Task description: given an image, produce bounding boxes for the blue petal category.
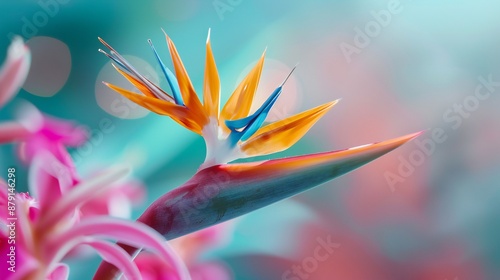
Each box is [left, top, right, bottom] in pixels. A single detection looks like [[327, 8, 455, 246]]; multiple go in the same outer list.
[[240, 87, 282, 141], [224, 114, 254, 131], [225, 85, 283, 144], [148, 40, 184, 106], [225, 66, 297, 144]]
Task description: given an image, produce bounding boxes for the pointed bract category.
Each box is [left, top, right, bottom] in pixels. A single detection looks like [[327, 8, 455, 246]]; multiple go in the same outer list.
[[0, 121, 30, 143], [137, 132, 421, 239], [148, 39, 184, 105], [220, 51, 265, 123], [203, 31, 221, 119], [164, 33, 206, 120]]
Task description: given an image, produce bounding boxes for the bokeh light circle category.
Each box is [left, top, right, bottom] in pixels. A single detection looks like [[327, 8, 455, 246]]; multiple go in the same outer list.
[[22, 36, 72, 97], [95, 56, 159, 119]]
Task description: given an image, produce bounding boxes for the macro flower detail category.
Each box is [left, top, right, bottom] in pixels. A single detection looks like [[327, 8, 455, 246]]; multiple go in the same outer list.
[[99, 30, 339, 168], [0, 152, 190, 280], [0, 104, 89, 194], [95, 31, 420, 279]]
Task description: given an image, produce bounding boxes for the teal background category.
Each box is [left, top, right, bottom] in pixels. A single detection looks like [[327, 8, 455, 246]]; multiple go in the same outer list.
[[1, 0, 500, 279]]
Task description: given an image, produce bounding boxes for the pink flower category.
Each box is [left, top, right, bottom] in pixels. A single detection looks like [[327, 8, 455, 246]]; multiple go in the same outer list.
[[16, 104, 87, 167], [0, 151, 190, 280], [0, 37, 30, 109], [1, 100, 146, 224], [0, 104, 87, 177]]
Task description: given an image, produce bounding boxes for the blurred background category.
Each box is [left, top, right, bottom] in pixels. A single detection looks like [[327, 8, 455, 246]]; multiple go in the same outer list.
[[1, 0, 500, 279]]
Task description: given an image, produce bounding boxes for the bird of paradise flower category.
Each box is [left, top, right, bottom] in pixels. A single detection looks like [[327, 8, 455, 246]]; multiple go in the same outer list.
[[95, 29, 421, 278]]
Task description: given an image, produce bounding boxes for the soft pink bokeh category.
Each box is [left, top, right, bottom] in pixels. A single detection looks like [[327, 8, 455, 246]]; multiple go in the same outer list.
[[136, 224, 233, 280]]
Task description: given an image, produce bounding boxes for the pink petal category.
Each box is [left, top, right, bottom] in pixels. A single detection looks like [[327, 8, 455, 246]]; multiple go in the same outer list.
[[0, 231, 12, 274], [83, 239, 141, 280], [136, 132, 422, 241], [43, 116, 88, 146], [0, 37, 30, 108], [7, 256, 39, 280], [55, 217, 190, 280], [43, 236, 140, 280], [14, 103, 87, 172], [47, 263, 69, 280], [17, 103, 87, 146], [0, 121, 30, 143], [2, 196, 37, 280], [54, 143, 80, 180], [28, 151, 73, 211], [0, 179, 7, 223], [38, 165, 129, 229], [15, 194, 36, 253]]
